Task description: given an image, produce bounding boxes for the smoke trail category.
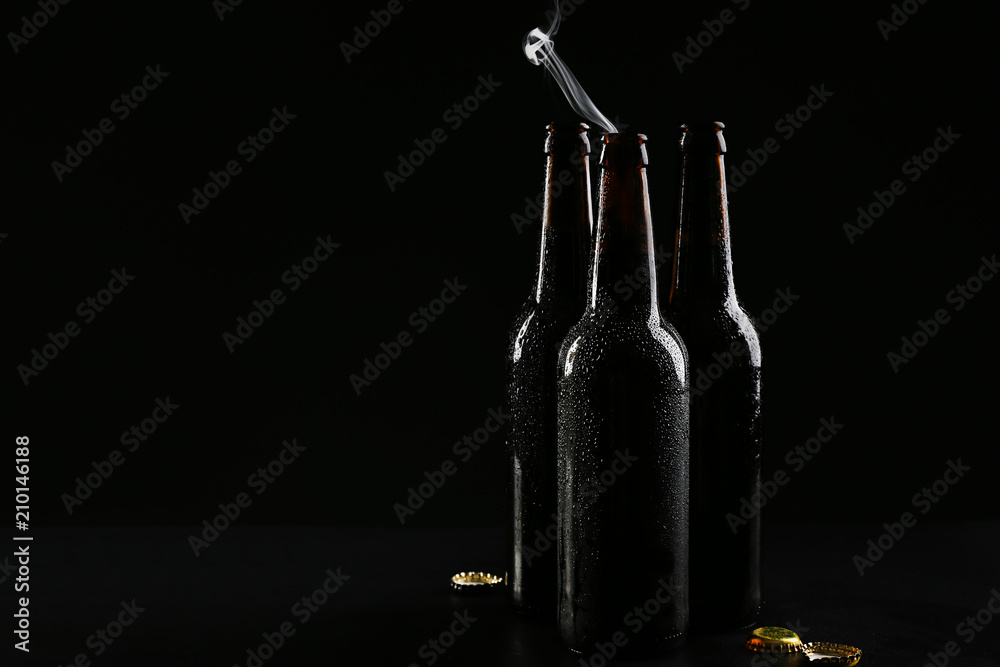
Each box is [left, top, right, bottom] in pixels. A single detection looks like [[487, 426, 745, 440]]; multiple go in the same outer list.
[[522, 3, 618, 134]]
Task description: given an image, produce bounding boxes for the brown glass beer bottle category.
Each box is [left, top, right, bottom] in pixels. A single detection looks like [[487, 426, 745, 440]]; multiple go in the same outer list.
[[506, 122, 594, 619], [662, 122, 762, 630], [556, 132, 689, 655]]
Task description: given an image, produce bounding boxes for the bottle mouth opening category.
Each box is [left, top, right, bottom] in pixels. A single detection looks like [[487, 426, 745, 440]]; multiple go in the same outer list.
[[679, 122, 727, 154], [546, 121, 590, 133], [545, 121, 591, 156], [603, 132, 648, 144], [680, 121, 725, 131], [599, 132, 648, 167]]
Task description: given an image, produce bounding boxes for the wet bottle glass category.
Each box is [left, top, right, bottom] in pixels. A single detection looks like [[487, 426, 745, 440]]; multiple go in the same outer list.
[[662, 122, 762, 630], [556, 133, 689, 655], [506, 122, 594, 619]]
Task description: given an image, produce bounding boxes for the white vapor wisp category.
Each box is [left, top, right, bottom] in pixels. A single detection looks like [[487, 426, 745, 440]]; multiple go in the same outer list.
[[522, 5, 618, 134]]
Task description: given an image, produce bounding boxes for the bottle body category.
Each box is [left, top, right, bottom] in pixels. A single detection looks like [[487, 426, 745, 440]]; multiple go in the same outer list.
[[557, 133, 689, 655], [676, 298, 761, 629], [506, 122, 593, 619], [663, 122, 762, 629], [506, 300, 577, 618]]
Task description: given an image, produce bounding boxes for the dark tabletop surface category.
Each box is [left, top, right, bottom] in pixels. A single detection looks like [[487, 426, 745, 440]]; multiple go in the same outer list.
[[9, 520, 998, 665]]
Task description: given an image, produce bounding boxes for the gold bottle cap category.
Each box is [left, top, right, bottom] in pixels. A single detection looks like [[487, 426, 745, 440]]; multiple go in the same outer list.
[[746, 628, 862, 665], [802, 642, 863, 665], [450, 571, 503, 592], [746, 626, 806, 653]]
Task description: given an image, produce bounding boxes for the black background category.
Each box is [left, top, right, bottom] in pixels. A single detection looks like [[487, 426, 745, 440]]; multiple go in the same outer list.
[[3, 0, 997, 663]]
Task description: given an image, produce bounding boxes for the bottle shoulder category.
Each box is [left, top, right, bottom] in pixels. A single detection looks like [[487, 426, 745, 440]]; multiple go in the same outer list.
[[507, 299, 587, 364], [558, 308, 689, 383], [668, 299, 761, 348], [511, 294, 594, 328]]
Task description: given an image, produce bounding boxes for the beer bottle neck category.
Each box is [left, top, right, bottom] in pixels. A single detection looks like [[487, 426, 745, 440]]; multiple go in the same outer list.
[[670, 128, 738, 308], [590, 133, 660, 318], [534, 123, 593, 310]]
